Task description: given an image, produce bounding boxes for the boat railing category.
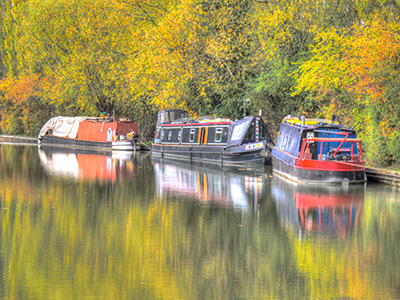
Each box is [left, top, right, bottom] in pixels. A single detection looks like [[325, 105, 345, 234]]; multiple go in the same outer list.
[[299, 135, 364, 162], [84, 117, 115, 122]]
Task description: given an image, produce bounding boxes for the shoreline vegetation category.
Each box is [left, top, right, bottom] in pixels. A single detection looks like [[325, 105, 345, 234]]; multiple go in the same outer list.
[[2, 132, 400, 185], [0, 1, 400, 170]]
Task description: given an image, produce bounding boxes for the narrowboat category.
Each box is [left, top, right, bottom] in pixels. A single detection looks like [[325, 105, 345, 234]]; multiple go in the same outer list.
[[38, 116, 139, 151], [271, 115, 366, 184], [151, 109, 274, 165]]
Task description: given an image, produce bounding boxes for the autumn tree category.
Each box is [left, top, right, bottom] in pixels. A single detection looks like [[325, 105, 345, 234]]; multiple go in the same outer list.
[[17, 0, 128, 114], [181, 0, 255, 118], [0, 75, 52, 135], [243, 0, 368, 135], [126, 0, 258, 120], [292, 10, 400, 166]]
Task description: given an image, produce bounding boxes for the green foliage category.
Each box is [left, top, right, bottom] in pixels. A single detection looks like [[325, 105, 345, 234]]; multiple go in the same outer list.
[[0, 0, 21, 78], [180, 0, 255, 119]]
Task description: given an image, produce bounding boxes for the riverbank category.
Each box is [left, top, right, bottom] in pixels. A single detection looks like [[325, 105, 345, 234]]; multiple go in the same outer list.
[[0, 134, 398, 185], [365, 168, 400, 185], [0, 135, 38, 145]]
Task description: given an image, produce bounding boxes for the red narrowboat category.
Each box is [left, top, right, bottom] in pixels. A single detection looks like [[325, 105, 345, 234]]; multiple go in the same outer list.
[[271, 115, 366, 184]]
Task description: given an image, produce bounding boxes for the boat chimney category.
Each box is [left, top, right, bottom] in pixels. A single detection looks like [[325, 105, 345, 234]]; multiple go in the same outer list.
[[331, 114, 336, 123], [301, 115, 306, 126]]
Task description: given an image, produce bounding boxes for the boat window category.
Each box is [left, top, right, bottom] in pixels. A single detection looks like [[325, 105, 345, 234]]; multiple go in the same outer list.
[[177, 130, 181, 142], [161, 130, 165, 141], [243, 123, 255, 142], [230, 122, 248, 141], [189, 129, 196, 142], [215, 128, 223, 142], [168, 131, 172, 141], [259, 121, 267, 140], [288, 128, 301, 156], [276, 124, 288, 149], [285, 130, 291, 149], [227, 117, 253, 147], [164, 113, 170, 124], [282, 129, 289, 151], [170, 110, 189, 122], [157, 111, 165, 124]]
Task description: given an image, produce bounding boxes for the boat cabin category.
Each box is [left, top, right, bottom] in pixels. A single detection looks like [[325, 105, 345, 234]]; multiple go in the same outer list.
[[226, 116, 272, 149], [154, 109, 231, 145]]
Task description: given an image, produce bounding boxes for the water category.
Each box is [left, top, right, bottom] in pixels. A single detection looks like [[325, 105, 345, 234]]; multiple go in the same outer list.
[[1, 144, 400, 299]]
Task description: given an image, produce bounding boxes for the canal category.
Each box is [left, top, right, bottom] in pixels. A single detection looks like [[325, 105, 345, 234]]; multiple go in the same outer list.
[[0, 144, 400, 299]]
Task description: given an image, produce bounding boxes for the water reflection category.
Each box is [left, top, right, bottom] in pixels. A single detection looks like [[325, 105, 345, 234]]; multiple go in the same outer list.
[[3, 145, 400, 299], [38, 146, 137, 181], [272, 176, 364, 235], [152, 157, 271, 209]]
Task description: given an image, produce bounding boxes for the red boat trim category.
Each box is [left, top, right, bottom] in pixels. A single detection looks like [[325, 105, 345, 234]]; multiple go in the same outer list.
[[295, 158, 365, 171]]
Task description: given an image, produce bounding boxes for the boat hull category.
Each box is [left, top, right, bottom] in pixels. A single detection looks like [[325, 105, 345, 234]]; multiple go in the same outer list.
[[39, 135, 137, 151], [272, 155, 366, 184], [151, 144, 270, 165]]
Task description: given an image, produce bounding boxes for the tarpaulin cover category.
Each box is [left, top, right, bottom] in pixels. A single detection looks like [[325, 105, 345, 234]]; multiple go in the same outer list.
[[38, 117, 86, 139]]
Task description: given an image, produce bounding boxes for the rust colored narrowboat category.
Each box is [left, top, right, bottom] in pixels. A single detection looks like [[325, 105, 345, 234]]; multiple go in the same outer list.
[[38, 116, 139, 151]]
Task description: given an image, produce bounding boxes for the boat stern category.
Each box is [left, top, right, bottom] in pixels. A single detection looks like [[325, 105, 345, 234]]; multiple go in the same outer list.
[[112, 140, 139, 151]]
